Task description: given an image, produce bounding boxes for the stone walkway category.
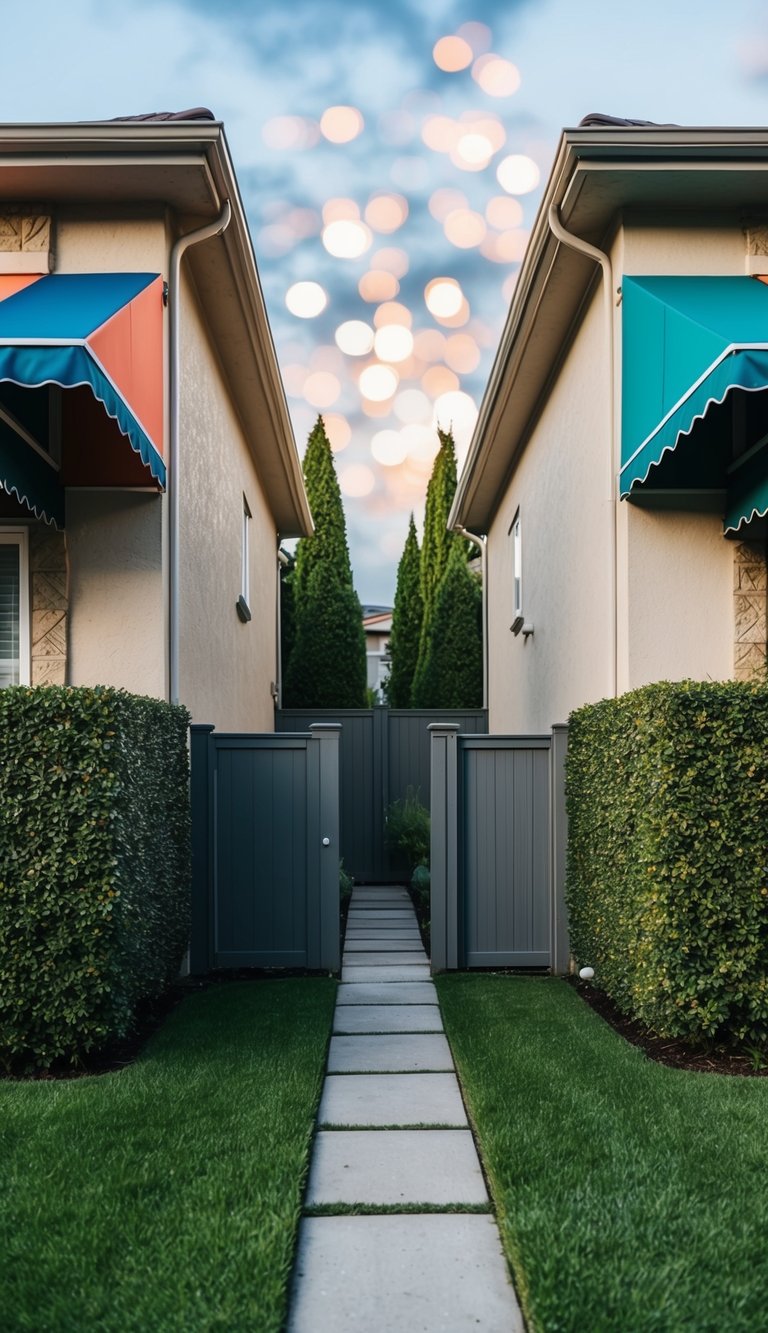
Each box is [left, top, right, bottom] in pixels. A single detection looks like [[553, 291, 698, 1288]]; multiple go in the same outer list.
[[288, 884, 524, 1332]]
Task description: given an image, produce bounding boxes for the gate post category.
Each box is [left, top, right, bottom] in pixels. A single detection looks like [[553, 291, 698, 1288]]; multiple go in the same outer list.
[[309, 724, 342, 972], [550, 723, 570, 974], [429, 723, 460, 973], [189, 723, 215, 974]]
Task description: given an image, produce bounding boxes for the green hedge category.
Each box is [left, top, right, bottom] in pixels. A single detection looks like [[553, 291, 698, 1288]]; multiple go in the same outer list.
[[0, 687, 191, 1072], [566, 681, 768, 1045]]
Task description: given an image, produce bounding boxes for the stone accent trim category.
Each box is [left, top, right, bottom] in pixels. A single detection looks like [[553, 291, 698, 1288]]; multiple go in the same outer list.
[[29, 526, 67, 685], [733, 541, 767, 681], [0, 212, 53, 274]]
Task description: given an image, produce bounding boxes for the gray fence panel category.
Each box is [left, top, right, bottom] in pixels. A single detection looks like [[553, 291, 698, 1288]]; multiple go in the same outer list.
[[190, 726, 341, 973], [277, 708, 487, 881], [462, 740, 551, 967]]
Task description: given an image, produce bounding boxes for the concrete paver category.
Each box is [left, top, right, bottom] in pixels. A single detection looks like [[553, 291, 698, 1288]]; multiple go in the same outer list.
[[337, 981, 438, 1005], [327, 1033, 454, 1073], [288, 1215, 522, 1333], [288, 884, 524, 1332], [318, 1073, 467, 1127], [341, 952, 428, 968], [305, 1130, 488, 1206], [341, 963, 432, 982], [333, 1004, 442, 1034]]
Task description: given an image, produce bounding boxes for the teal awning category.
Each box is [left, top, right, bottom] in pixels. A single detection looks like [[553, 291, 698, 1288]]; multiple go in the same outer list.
[[619, 277, 768, 533]]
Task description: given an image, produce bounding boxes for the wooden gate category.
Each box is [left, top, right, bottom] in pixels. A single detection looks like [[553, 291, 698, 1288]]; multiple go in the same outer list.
[[429, 723, 569, 974], [275, 708, 487, 881], [189, 723, 341, 973]]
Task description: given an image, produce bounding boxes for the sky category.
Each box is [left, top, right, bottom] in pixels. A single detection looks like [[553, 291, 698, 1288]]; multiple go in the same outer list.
[[4, 0, 768, 603]]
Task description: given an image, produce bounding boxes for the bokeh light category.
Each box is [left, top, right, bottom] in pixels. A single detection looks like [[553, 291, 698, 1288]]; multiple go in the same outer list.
[[324, 413, 352, 452], [371, 429, 409, 466], [374, 325, 414, 362], [433, 34, 473, 72], [422, 365, 460, 397], [303, 371, 341, 409], [472, 54, 521, 97], [444, 208, 486, 248], [285, 281, 328, 318], [335, 320, 375, 356], [372, 247, 409, 277], [485, 195, 524, 229], [413, 329, 447, 362], [374, 301, 412, 329], [320, 105, 365, 143], [456, 21, 492, 54], [364, 193, 409, 233], [359, 270, 400, 302], [424, 278, 464, 318], [282, 363, 307, 396], [445, 333, 481, 374], [434, 295, 471, 328], [262, 116, 319, 151], [359, 363, 399, 401], [394, 388, 432, 424], [433, 390, 479, 443], [322, 219, 373, 258], [323, 198, 360, 223], [339, 463, 376, 496], [429, 188, 468, 222], [497, 154, 541, 195]]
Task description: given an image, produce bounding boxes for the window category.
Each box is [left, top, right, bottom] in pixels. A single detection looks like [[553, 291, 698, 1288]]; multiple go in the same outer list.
[[510, 510, 523, 634], [236, 495, 252, 623], [0, 529, 29, 685]]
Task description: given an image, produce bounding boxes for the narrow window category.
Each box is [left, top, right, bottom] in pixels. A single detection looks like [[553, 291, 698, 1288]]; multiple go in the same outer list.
[[236, 495, 252, 623], [0, 529, 29, 685], [510, 510, 523, 633]]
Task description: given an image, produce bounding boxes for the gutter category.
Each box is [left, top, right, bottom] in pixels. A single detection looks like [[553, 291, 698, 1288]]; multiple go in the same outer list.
[[546, 203, 617, 698], [168, 199, 232, 705]]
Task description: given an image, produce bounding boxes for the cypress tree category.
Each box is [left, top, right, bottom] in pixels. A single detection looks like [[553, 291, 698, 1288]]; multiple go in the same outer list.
[[413, 541, 483, 708], [283, 415, 367, 707], [411, 429, 461, 705], [285, 564, 368, 708], [384, 513, 423, 707]]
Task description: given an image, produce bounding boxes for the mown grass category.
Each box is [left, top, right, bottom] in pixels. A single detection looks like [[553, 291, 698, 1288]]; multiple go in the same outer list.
[[1, 979, 336, 1333], [437, 974, 768, 1333]]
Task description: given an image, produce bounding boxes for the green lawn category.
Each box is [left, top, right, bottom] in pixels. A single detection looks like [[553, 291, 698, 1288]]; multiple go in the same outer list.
[[1, 979, 336, 1333], [437, 974, 768, 1333]]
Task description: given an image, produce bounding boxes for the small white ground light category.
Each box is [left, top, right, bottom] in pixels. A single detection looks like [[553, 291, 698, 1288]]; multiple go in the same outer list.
[[579, 966, 595, 981]]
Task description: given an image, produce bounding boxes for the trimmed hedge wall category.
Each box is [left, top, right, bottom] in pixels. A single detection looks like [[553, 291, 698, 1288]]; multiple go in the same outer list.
[[566, 681, 768, 1045], [0, 687, 191, 1072]]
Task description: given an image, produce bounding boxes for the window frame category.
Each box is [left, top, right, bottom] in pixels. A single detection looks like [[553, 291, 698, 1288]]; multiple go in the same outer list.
[[236, 494, 252, 623], [0, 527, 30, 685], [510, 509, 523, 634]]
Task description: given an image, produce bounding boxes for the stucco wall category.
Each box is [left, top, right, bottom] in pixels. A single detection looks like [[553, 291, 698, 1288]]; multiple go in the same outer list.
[[176, 273, 278, 731], [486, 282, 613, 733], [55, 217, 168, 274], [66, 490, 165, 696], [617, 222, 746, 277]]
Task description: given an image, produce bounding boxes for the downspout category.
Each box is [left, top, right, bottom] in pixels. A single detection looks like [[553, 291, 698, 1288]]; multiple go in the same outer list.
[[455, 525, 488, 710], [547, 204, 617, 698], [168, 199, 232, 705], [276, 546, 289, 710]]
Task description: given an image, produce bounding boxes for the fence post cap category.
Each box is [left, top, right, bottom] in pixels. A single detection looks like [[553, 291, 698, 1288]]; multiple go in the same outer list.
[[308, 722, 342, 732], [190, 723, 215, 734], [427, 722, 461, 732]]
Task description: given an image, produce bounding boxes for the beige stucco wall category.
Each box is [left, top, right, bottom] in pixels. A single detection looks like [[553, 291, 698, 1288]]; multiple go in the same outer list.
[[55, 217, 168, 274], [66, 490, 165, 696], [485, 220, 750, 733], [486, 282, 614, 733], [176, 272, 278, 730]]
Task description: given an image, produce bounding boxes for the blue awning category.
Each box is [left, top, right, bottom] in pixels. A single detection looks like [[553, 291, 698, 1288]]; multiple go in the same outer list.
[[619, 277, 768, 532], [0, 273, 165, 527]]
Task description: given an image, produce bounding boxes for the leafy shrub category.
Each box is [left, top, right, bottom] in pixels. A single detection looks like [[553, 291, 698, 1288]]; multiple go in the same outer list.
[[0, 686, 191, 1072], [339, 859, 354, 904], [410, 862, 430, 910], [385, 787, 430, 873], [566, 680, 768, 1045]]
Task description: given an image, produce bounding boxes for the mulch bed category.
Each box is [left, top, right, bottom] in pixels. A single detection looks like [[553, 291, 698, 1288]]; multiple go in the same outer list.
[[569, 976, 768, 1077]]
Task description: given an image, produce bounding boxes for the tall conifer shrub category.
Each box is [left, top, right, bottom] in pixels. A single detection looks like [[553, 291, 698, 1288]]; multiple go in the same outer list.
[[283, 417, 367, 708], [385, 513, 423, 707], [413, 540, 483, 708]]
